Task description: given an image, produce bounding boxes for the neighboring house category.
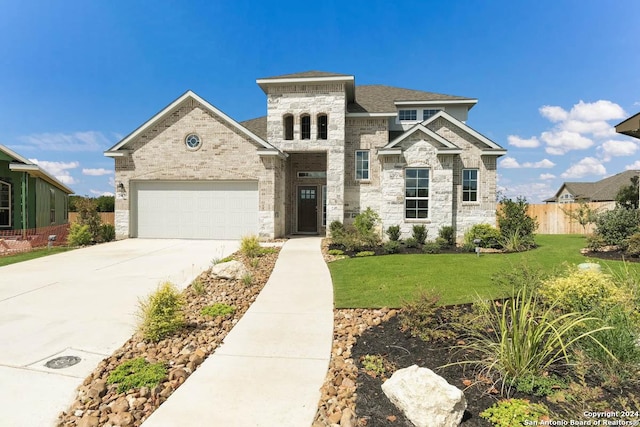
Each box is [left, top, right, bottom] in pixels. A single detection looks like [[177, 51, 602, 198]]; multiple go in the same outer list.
[[615, 112, 640, 140], [544, 170, 640, 204], [104, 71, 506, 241], [0, 144, 73, 232]]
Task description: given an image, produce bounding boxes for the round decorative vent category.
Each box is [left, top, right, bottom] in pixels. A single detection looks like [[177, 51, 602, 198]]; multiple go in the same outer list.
[[185, 133, 201, 150], [45, 355, 81, 369]]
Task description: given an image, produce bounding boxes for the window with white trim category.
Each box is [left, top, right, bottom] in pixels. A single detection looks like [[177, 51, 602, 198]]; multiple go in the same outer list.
[[398, 109, 417, 121], [462, 169, 478, 202], [355, 150, 370, 180], [301, 115, 311, 139], [405, 168, 429, 219], [0, 180, 10, 227], [422, 109, 442, 120]]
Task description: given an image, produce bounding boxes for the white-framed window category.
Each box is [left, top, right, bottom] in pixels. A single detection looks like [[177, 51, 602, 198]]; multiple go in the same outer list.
[[405, 168, 429, 219], [462, 169, 478, 202], [398, 109, 417, 121], [185, 133, 201, 150], [355, 150, 370, 180], [423, 109, 442, 120], [322, 185, 327, 226], [0, 180, 10, 227], [559, 193, 574, 204], [301, 115, 311, 139]]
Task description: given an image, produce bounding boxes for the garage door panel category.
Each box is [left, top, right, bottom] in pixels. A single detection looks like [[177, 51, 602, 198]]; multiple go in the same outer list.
[[134, 181, 258, 239]]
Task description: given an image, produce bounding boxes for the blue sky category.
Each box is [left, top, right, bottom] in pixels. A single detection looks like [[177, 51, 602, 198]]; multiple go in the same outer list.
[[1, 1, 639, 202]]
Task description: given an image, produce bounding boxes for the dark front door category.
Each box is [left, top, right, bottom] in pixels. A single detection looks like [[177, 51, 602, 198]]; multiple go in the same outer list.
[[298, 186, 318, 233]]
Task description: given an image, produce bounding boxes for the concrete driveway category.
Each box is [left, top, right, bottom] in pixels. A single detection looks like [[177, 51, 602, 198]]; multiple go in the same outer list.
[[0, 239, 238, 427]]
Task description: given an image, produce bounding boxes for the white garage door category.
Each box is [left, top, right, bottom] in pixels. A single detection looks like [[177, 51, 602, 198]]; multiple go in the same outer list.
[[134, 181, 258, 239]]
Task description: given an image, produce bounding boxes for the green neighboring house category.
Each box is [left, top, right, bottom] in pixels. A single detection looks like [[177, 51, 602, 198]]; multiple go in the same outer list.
[[0, 144, 73, 232]]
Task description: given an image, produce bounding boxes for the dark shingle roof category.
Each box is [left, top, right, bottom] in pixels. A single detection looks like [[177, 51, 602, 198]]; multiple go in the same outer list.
[[240, 116, 267, 140], [348, 85, 475, 114], [258, 71, 353, 80], [548, 170, 640, 202]]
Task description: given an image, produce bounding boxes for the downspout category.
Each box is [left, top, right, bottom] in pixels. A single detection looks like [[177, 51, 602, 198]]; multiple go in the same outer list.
[[21, 172, 27, 239]]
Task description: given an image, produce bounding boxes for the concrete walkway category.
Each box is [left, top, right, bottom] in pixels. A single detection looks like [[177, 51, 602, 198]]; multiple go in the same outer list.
[[0, 239, 238, 427], [142, 237, 334, 427]]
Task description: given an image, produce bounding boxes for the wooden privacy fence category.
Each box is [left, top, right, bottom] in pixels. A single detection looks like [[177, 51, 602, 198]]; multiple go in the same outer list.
[[526, 202, 616, 234], [68, 212, 115, 226]]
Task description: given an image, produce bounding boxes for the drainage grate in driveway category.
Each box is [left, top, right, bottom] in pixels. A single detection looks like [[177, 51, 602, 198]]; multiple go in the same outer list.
[[45, 355, 81, 369]]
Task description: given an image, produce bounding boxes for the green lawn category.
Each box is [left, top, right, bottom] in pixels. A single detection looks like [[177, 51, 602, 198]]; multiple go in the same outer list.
[[0, 246, 73, 267], [330, 234, 640, 308]]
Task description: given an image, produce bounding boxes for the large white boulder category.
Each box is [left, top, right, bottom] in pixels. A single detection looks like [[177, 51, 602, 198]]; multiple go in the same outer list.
[[210, 260, 248, 280], [381, 365, 466, 427]]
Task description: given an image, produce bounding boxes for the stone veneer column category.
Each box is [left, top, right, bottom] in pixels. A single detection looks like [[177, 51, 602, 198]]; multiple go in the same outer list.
[[327, 146, 345, 226]]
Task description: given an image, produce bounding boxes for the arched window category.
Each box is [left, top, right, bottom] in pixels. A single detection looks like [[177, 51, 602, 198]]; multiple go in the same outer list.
[[0, 180, 11, 227], [317, 114, 328, 140], [283, 114, 294, 140], [301, 115, 311, 140]]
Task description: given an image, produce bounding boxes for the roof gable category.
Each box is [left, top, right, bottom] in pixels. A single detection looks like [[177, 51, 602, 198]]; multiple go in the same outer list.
[[0, 144, 74, 194], [385, 123, 461, 152], [105, 91, 282, 156], [548, 170, 640, 202]]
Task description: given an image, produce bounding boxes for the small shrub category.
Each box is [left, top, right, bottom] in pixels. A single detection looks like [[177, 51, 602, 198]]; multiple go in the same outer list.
[[218, 255, 235, 264], [386, 225, 401, 242], [67, 223, 92, 246], [354, 208, 381, 248], [74, 197, 102, 242], [422, 241, 441, 254], [99, 223, 115, 243], [594, 207, 640, 247], [539, 267, 626, 314], [464, 223, 501, 249], [328, 249, 345, 256], [329, 220, 345, 238], [399, 291, 455, 342], [241, 273, 254, 286], [191, 278, 205, 295], [586, 233, 608, 251], [411, 224, 427, 245], [514, 373, 566, 397], [480, 399, 549, 427], [240, 235, 262, 258], [434, 237, 448, 248], [355, 251, 375, 257], [383, 240, 401, 254], [201, 303, 236, 318], [138, 282, 185, 342], [625, 232, 640, 257], [438, 225, 455, 246], [500, 228, 533, 252], [107, 358, 167, 393], [360, 354, 395, 379], [249, 258, 260, 268], [497, 196, 538, 245], [404, 237, 419, 249]]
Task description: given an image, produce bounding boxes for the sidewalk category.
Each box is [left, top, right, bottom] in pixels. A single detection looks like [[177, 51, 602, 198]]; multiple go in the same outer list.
[[142, 237, 335, 427]]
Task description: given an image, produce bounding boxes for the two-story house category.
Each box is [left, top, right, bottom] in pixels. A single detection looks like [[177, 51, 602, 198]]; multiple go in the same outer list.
[[105, 71, 505, 241]]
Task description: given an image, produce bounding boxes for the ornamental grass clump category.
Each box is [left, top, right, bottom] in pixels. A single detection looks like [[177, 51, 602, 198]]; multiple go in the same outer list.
[[455, 284, 613, 392], [138, 281, 185, 342]]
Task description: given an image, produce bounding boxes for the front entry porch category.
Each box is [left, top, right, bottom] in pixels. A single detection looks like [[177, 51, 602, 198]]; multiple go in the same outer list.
[[285, 152, 327, 235]]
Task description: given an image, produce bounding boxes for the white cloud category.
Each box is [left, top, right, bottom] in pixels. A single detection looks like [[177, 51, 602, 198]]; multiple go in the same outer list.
[[508, 135, 540, 148], [560, 157, 607, 179], [541, 130, 593, 155], [500, 156, 555, 169], [539, 105, 568, 122], [560, 119, 615, 139], [82, 168, 113, 176], [569, 100, 626, 122], [108, 176, 116, 187], [539, 173, 556, 180], [500, 181, 555, 204], [625, 160, 640, 170], [598, 140, 639, 161], [29, 159, 79, 185], [90, 189, 115, 196], [18, 131, 111, 152]]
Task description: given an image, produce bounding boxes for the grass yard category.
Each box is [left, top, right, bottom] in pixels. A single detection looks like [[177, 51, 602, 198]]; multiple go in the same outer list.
[[0, 246, 72, 267], [330, 234, 640, 308]]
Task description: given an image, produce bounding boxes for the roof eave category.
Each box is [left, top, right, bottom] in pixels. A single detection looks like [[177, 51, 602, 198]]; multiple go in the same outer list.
[[394, 99, 478, 107], [9, 163, 74, 194]]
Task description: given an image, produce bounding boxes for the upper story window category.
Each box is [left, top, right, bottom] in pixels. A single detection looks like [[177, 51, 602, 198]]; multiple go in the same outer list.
[[423, 109, 442, 120], [462, 169, 478, 202], [405, 168, 429, 219], [355, 150, 370, 180], [317, 114, 328, 140], [283, 115, 294, 140], [0, 180, 10, 227], [559, 193, 574, 204], [398, 109, 417, 121], [301, 115, 311, 139]]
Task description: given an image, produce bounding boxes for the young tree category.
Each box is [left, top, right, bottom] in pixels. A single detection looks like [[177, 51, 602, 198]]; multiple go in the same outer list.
[[615, 175, 639, 209], [560, 201, 599, 234], [497, 196, 538, 247]]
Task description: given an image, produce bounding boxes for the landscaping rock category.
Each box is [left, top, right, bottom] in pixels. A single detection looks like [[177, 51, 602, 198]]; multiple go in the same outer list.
[[381, 365, 466, 427], [210, 260, 248, 280]]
